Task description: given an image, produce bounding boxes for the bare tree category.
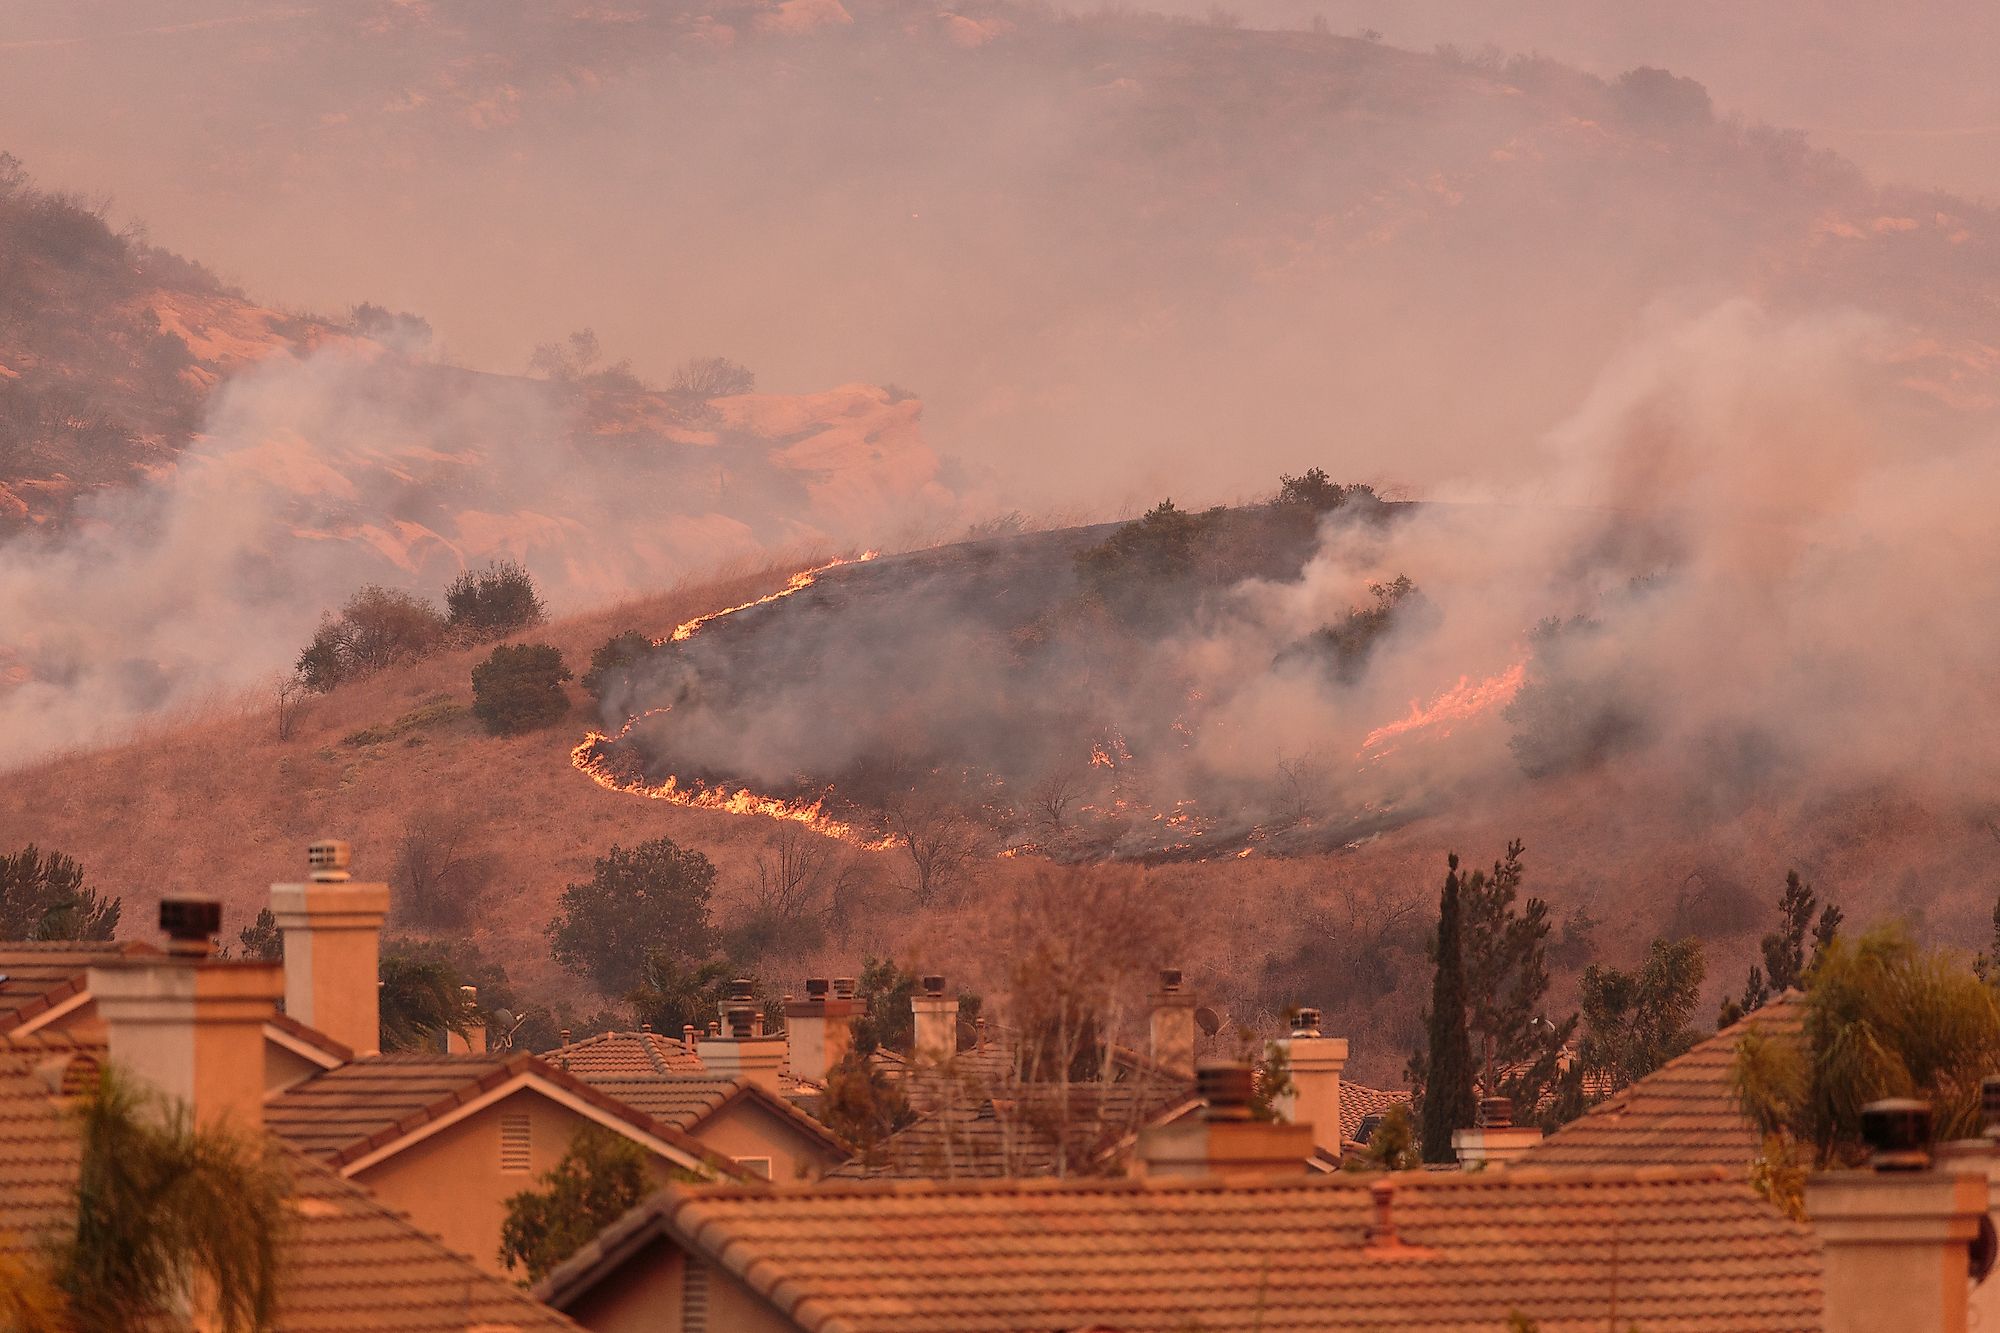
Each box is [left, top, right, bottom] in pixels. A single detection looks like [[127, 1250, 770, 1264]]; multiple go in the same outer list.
[[1273, 750, 1330, 826], [392, 807, 497, 928], [274, 673, 310, 741], [1028, 763, 1082, 834], [751, 826, 857, 930], [882, 787, 984, 907]]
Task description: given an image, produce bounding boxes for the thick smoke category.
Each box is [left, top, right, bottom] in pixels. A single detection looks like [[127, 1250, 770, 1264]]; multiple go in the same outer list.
[[0, 343, 950, 766], [3, 2, 1992, 513], [601, 299, 2000, 855]]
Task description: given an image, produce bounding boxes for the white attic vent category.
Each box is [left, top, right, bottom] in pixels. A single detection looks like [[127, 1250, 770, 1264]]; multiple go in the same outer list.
[[499, 1112, 531, 1174]]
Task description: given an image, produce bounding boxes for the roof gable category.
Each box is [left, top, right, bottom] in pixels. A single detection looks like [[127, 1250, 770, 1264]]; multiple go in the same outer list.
[[265, 1052, 741, 1178], [0, 941, 157, 1035], [0, 1036, 581, 1331], [1523, 992, 1805, 1168], [583, 1075, 848, 1157]]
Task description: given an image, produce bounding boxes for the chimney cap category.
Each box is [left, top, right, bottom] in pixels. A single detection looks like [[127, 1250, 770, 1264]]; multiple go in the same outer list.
[[1476, 1095, 1514, 1129], [1292, 1006, 1323, 1036], [922, 974, 946, 996], [832, 976, 857, 999], [1862, 1098, 1933, 1171], [1160, 967, 1184, 992], [307, 840, 353, 883], [806, 977, 830, 998], [158, 897, 221, 956], [1197, 1061, 1255, 1122]]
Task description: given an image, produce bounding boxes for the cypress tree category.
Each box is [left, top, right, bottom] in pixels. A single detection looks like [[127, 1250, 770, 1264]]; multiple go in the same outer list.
[[1418, 853, 1477, 1163]]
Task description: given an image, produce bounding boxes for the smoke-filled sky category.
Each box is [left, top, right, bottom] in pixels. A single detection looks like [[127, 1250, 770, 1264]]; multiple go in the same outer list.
[[4, 0, 2000, 776], [2, 0, 1995, 507], [600, 298, 2000, 854]]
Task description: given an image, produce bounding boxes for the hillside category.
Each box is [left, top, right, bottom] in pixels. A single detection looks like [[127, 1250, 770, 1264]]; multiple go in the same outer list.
[[0, 5, 1994, 504], [5, 535, 1996, 1087]]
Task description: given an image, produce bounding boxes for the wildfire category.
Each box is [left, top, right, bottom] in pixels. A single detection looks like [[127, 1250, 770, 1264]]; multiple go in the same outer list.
[[666, 552, 877, 643], [572, 717, 898, 849], [1359, 661, 1527, 754], [572, 551, 896, 848]]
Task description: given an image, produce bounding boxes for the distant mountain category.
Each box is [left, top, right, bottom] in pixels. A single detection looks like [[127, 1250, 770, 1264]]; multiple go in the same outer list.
[[0, 4, 1993, 503]]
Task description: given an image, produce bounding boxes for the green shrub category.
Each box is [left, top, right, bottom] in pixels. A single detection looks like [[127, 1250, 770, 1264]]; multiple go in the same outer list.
[[471, 643, 571, 735], [445, 560, 545, 641], [580, 630, 653, 708], [296, 585, 449, 691], [547, 838, 718, 994]]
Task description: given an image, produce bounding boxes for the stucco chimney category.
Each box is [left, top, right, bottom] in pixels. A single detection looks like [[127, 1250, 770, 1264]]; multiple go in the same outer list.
[[1936, 1077, 2000, 1332], [89, 897, 282, 1132], [448, 985, 487, 1055], [1275, 1006, 1348, 1162], [1150, 968, 1196, 1076], [1134, 1061, 1314, 1178], [1451, 1096, 1542, 1168], [270, 840, 388, 1057], [1811, 1100, 1987, 1333], [698, 978, 786, 1092], [911, 974, 958, 1065], [787, 976, 865, 1084]]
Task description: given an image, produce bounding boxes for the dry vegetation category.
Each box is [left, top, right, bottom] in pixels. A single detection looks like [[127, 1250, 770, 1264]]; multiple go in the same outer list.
[[6, 557, 2000, 1083]]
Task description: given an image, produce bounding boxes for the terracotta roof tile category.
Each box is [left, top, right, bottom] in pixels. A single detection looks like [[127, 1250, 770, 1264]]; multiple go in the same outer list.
[[0, 1037, 579, 1331], [580, 1075, 848, 1156], [544, 1030, 706, 1078], [1524, 993, 1805, 1169], [262, 1012, 355, 1066], [0, 941, 157, 1033], [541, 1165, 1823, 1332], [1340, 1081, 1412, 1143], [265, 1051, 744, 1177], [828, 1073, 1197, 1181]]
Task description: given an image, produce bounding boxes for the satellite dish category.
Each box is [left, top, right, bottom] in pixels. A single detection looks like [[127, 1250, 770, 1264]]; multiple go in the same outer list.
[[1194, 1006, 1221, 1037], [492, 1008, 518, 1031]]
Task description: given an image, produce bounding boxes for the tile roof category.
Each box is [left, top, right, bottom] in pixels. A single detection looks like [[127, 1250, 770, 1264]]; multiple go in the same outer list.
[[828, 1075, 1199, 1180], [265, 1052, 740, 1176], [581, 1074, 849, 1155], [1340, 1081, 1412, 1143], [544, 1029, 705, 1078], [0, 941, 157, 1033], [540, 1164, 1824, 1332], [264, 1011, 355, 1066], [0, 1036, 580, 1331], [1524, 992, 1805, 1168]]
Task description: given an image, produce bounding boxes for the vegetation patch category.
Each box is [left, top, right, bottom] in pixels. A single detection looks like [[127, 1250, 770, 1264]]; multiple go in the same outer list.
[[341, 700, 466, 747]]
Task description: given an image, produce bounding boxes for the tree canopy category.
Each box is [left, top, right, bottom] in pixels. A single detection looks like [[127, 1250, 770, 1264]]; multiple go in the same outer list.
[[499, 1126, 654, 1282], [548, 838, 718, 995], [0, 845, 120, 942]]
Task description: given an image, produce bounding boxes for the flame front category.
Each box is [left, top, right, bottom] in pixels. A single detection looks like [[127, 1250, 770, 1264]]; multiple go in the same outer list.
[[572, 552, 896, 848], [1359, 661, 1527, 754]]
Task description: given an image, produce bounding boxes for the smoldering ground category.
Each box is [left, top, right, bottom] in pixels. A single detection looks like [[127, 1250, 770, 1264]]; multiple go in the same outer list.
[[596, 301, 2000, 858]]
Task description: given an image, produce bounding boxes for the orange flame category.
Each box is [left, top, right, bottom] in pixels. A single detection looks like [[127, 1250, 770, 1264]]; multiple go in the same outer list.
[[572, 716, 898, 849], [666, 552, 877, 643], [1360, 661, 1527, 754], [572, 552, 895, 848]]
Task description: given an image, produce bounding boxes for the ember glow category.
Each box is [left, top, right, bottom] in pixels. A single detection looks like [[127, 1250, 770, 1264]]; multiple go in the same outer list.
[[1359, 661, 1528, 755], [574, 552, 897, 847], [667, 553, 877, 643]]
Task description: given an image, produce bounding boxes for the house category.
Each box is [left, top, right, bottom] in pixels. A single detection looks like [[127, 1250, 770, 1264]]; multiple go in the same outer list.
[[1520, 991, 1806, 1168], [534, 1062, 1832, 1333], [568, 1076, 849, 1182], [265, 1050, 746, 1274], [0, 914, 588, 1330]]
